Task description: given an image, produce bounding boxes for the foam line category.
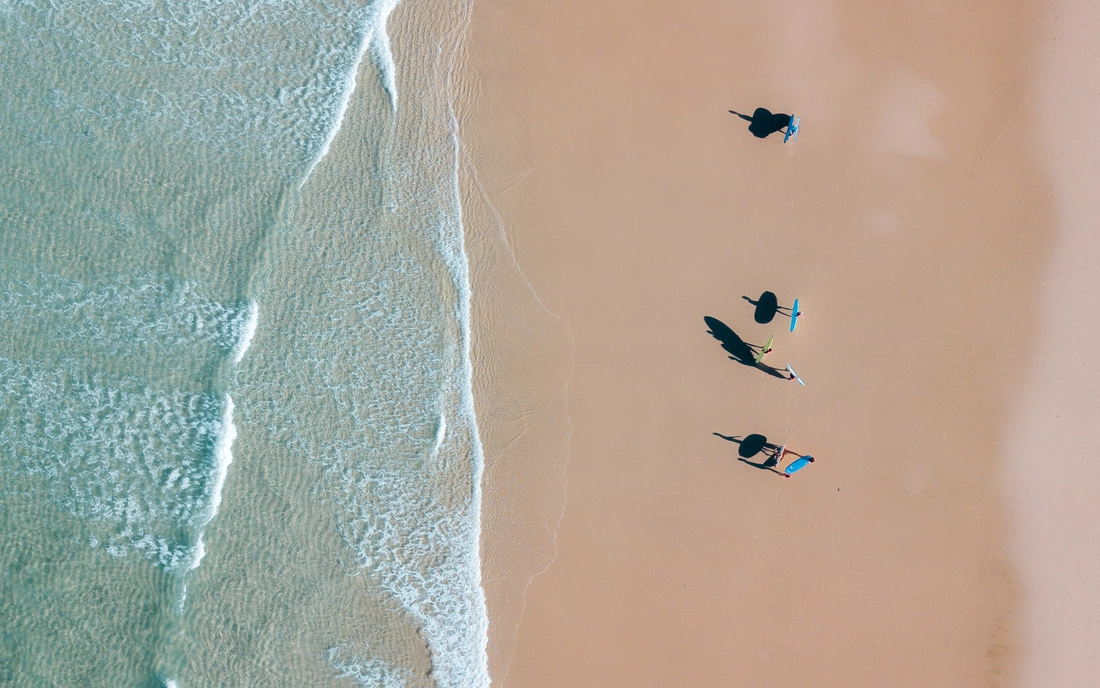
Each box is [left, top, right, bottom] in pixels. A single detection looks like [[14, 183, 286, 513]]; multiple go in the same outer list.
[[425, 4, 491, 682], [179, 395, 234, 581], [187, 535, 206, 572], [202, 394, 236, 528], [369, 0, 401, 107], [298, 0, 401, 188], [432, 51, 491, 688], [232, 300, 259, 364]]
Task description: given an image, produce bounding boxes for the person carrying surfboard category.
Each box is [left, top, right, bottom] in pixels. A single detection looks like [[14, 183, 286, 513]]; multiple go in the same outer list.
[[762, 443, 786, 468], [752, 335, 774, 364]]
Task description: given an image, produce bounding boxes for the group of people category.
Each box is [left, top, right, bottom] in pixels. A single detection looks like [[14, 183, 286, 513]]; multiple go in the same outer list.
[[745, 289, 803, 381], [716, 109, 813, 476], [728, 291, 813, 477], [703, 290, 814, 478]]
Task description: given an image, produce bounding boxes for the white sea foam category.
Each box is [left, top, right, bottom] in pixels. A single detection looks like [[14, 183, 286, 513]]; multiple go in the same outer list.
[[299, 22, 375, 188], [232, 301, 259, 365], [3, 0, 392, 179], [3, 0, 491, 683], [440, 118, 491, 688], [0, 268, 249, 572], [176, 396, 235, 581], [0, 355, 232, 571], [368, 0, 402, 107], [0, 268, 254, 364], [299, 0, 402, 188], [310, 259, 489, 686], [328, 645, 412, 688], [286, 2, 491, 681], [187, 535, 206, 572], [202, 395, 236, 528]]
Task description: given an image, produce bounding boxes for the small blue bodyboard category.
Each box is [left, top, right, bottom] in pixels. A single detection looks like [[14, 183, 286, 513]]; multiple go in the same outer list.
[[790, 298, 800, 332], [783, 115, 800, 143], [784, 456, 813, 475]]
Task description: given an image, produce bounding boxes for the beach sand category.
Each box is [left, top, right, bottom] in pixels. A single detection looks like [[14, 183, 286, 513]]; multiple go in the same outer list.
[[458, 0, 1061, 685], [1003, 1, 1100, 685]]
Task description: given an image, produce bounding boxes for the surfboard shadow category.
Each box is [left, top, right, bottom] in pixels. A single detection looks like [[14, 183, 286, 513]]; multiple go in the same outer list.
[[703, 316, 788, 379], [742, 292, 795, 324], [743, 291, 777, 323], [728, 107, 793, 139]]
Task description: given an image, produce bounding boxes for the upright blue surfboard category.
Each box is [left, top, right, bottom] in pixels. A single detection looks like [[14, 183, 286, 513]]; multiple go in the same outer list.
[[784, 456, 813, 476], [789, 298, 800, 332]]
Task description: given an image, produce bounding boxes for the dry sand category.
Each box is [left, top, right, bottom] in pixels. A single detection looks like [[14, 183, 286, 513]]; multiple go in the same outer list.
[[1003, 1, 1100, 685], [457, 0, 1065, 685]]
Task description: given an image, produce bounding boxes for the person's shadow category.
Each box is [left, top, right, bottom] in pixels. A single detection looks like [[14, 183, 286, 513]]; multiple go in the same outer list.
[[714, 432, 785, 475], [729, 108, 792, 139], [742, 291, 796, 324], [703, 316, 787, 379]]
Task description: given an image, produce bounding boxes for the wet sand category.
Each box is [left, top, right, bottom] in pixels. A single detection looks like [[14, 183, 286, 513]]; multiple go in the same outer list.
[[457, 0, 1059, 685]]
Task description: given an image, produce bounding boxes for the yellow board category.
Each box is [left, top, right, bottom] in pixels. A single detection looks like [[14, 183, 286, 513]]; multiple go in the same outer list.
[[754, 335, 774, 363]]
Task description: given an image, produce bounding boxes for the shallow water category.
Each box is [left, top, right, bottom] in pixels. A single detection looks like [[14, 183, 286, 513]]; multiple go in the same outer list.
[[0, 1, 486, 685]]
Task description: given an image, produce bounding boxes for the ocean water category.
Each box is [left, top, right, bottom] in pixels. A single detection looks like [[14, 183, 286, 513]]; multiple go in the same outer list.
[[0, 0, 487, 686]]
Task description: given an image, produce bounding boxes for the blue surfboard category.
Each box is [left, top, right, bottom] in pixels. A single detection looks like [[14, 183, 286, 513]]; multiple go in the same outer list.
[[784, 456, 813, 476], [783, 115, 800, 143], [789, 298, 800, 332]]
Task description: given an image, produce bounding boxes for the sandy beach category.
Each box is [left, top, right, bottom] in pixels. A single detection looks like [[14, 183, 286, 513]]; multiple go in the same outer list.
[[1002, 1, 1100, 685], [456, 0, 1075, 685]]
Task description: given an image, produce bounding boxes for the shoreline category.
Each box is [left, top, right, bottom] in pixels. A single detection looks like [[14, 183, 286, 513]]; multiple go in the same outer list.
[[457, 61, 576, 684], [458, 0, 1059, 685], [459, 157, 575, 684]]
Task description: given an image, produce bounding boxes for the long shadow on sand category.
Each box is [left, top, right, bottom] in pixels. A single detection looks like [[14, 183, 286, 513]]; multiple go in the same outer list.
[[703, 316, 787, 379], [736, 457, 785, 476], [729, 107, 793, 139], [715, 434, 786, 476]]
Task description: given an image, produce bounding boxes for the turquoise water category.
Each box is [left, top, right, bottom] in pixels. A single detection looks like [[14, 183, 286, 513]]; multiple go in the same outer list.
[[0, 0, 487, 685]]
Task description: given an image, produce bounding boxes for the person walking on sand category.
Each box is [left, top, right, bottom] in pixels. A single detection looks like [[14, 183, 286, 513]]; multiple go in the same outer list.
[[751, 335, 774, 364], [776, 304, 803, 320]]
